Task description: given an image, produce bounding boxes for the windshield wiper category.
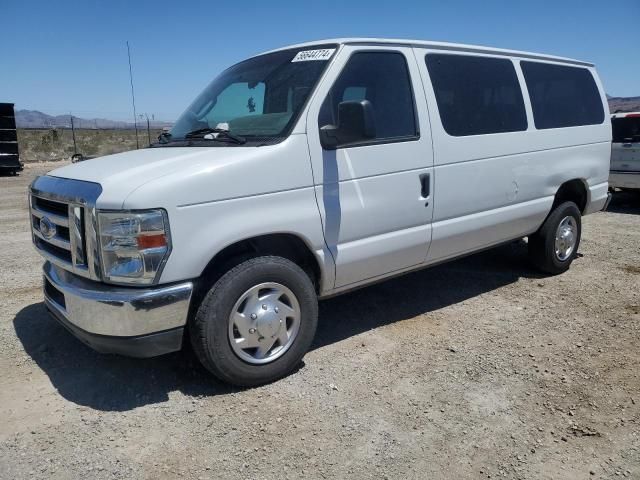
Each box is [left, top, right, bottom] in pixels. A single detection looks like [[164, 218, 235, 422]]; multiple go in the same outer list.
[[184, 128, 246, 144]]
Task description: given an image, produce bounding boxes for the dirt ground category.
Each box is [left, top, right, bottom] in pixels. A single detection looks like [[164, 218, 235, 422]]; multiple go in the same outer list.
[[1, 163, 639, 480]]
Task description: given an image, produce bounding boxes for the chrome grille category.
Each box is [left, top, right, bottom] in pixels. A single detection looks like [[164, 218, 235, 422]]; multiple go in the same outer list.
[[29, 176, 102, 280], [31, 195, 75, 267]]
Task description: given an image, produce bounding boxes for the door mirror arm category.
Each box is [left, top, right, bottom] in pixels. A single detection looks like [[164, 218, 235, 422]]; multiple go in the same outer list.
[[319, 124, 340, 149]]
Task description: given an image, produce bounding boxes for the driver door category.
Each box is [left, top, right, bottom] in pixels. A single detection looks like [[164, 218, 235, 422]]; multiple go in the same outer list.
[[305, 45, 434, 289]]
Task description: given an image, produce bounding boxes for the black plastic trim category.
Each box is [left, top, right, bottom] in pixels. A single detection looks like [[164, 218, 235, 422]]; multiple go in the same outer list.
[[328, 134, 421, 150]]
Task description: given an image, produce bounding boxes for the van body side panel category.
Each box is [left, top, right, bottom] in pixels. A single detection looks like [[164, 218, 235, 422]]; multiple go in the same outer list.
[[427, 142, 609, 259], [304, 45, 435, 289], [415, 49, 610, 263]]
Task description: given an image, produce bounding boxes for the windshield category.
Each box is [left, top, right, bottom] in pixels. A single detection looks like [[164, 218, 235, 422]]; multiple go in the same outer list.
[[612, 115, 640, 143], [168, 45, 337, 144]]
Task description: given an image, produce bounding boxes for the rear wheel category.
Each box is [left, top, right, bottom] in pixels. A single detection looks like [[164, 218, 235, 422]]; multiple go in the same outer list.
[[528, 201, 582, 275], [190, 256, 318, 386]]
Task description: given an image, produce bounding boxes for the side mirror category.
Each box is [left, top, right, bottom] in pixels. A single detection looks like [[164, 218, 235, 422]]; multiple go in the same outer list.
[[320, 100, 376, 149]]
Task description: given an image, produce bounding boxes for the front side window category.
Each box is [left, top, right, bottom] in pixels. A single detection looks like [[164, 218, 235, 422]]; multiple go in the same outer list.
[[168, 46, 336, 144], [318, 51, 418, 141], [425, 53, 527, 137], [521, 61, 605, 129]]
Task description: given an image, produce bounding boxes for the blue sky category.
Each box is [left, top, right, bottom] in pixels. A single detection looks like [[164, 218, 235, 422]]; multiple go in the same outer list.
[[2, 0, 638, 121]]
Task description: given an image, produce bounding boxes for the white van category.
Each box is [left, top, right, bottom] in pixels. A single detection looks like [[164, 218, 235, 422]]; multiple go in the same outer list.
[[610, 112, 640, 190], [29, 39, 611, 386]]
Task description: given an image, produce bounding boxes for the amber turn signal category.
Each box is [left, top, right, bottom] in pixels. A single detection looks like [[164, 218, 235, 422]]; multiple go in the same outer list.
[[137, 234, 167, 249]]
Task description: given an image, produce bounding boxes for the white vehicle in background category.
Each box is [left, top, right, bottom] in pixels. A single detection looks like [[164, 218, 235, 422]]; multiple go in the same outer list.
[[28, 38, 612, 386], [610, 112, 640, 191]]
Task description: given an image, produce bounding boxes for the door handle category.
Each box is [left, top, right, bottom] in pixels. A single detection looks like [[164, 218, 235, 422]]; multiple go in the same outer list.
[[420, 173, 430, 199]]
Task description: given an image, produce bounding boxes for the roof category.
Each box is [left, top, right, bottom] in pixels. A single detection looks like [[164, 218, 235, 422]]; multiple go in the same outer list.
[[260, 38, 594, 67]]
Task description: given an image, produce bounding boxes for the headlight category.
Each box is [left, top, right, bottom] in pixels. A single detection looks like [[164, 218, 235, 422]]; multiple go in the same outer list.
[[97, 209, 171, 285]]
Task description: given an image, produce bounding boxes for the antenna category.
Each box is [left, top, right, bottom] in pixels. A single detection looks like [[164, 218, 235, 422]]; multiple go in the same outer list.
[[126, 41, 140, 149]]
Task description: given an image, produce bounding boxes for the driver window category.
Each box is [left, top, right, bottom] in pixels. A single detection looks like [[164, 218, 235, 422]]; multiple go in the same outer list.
[[318, 51, 418, 141]]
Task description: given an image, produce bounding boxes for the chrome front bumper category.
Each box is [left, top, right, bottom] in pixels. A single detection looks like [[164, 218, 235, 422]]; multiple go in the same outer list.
[[43, 262, 193, 357]]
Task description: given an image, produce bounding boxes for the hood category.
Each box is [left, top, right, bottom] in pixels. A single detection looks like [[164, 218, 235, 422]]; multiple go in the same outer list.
[[51, 147, 218, 186], [48, 146, 257, 209], [46, 135, 313, 210]]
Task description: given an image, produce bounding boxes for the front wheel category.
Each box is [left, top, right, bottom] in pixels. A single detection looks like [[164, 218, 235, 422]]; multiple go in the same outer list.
[[190, 256, 318, 386], [528, 201, 582, 275]]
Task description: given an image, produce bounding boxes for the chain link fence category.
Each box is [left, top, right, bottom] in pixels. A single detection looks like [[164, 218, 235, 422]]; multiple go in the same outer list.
[[17, 127, 166, 163]]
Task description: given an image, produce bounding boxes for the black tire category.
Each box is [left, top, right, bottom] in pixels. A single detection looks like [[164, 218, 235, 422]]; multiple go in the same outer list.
[[190, 256, 318, 387], [528, 201, 582, 275]]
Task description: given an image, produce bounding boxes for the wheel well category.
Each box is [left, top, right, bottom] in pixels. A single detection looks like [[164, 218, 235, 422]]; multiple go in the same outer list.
[[553, 179, 588, 214], [196, 234, 322, 299]]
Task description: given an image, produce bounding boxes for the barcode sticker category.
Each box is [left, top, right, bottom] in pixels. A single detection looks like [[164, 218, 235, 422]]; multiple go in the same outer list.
[[291, 49, 336, 62]]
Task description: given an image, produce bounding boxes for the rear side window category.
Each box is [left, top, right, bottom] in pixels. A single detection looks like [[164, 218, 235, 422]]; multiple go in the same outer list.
[[521, 62, 604, 129], [425, 53, 527, 136], [318, 52, 418, 141]]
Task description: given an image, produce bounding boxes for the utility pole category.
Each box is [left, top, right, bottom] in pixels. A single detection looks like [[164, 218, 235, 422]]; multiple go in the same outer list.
[[126, 41, 139, 149], [140, 113, 151, 146], [70, 113, 77, 155]]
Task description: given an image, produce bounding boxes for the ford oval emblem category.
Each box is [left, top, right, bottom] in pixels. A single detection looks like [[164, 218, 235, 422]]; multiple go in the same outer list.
[[39, 216, 57, 240]]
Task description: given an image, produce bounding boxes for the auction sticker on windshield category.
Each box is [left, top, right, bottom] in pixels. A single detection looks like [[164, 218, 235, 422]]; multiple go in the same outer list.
[[291, 49, 335, 62]]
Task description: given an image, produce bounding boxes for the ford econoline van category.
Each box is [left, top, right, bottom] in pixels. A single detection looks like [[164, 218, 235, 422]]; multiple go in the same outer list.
[[29, 39, 612, 386]]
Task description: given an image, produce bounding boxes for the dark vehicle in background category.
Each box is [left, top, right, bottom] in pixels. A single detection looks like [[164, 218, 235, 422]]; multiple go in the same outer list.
[[0, 103, 23, 175], [610, 112, 640, 191]]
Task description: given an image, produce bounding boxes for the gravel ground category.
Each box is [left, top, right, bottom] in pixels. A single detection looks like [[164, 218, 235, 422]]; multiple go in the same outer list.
[[1, 163, 639, 479]]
